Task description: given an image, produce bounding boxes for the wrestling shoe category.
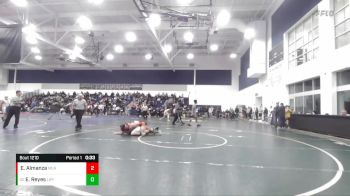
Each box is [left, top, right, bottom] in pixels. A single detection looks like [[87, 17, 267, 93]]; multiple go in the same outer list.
[[148, 127, 160, 135], [154, 127, 159, 133]]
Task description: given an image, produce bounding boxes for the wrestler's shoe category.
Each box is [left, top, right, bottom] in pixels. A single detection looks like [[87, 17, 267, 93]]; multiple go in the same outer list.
[[148, 127, 160, 135]]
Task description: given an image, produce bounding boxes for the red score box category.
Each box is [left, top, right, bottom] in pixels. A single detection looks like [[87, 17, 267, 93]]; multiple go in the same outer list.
[[86, 162, 99, 174]]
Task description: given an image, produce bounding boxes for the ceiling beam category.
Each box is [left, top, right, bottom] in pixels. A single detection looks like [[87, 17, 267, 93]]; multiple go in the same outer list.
[[5, 0, 268, 12], [32, 0, 56, 15], [2, 4, 268, 22], [27, 0, 131, 6], [0, 17, 17, 25], [20, 61, 54, 72], [129, 12, 175, 69], [159, 22, 183, 43], [36, 21, 245, 33], [2, 10, 139, 21], [33, 32, 112, 71]]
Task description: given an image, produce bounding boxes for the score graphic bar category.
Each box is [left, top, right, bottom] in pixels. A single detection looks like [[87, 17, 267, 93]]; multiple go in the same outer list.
[[16, 154, 99, 186]]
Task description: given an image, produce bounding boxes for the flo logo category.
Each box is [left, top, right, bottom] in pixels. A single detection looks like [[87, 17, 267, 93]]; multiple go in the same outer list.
[[316, 10, 335, 16]]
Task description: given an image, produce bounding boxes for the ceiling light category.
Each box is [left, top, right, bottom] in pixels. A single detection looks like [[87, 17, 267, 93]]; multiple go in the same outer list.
[[184, 31, 194, 43], [147, 13, 161, 27], [34, 55, 42, 61], [210, 44, 219, 52], [216, 9, 231, 27], [69, 54, 77, 60], [114, 44, 124, 53], [73, 45, 82, 55], [22, 24, 36, 34], [23, 25, 38, 44], [77, 16, 93, 30], [106, 53, 114, 61], [88, 0, 104, 5], [75, 36, 85, 45], [26, 35, 38, 44], [177, 0, 193, 6], [244, 28, 256, 40], [230, 53, 237, 59], [163, 44, 172, 54], [125, 31, 137, 42], [145, 53, 153, 60], [187, 53, 194, 60], [31, 47, 40, 54], [10, 0, 28, 7]]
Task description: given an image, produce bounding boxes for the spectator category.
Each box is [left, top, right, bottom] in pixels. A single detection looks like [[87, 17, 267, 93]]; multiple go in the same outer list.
[[271, 103, 279, 127], [263, 107, 268, 122], [285, 106, 293, 127], [278, 103, 286, 128], [1, 96, 10, 122], [235, 107, 239, 118]]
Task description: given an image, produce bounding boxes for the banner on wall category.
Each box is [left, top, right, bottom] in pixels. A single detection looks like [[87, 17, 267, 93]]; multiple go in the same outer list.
[[80, 83, 143, 90], [269, 41, 284, 67]]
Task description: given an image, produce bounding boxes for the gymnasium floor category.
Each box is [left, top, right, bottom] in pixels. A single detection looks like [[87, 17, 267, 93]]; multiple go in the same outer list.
[[0, 113, 350, 195]]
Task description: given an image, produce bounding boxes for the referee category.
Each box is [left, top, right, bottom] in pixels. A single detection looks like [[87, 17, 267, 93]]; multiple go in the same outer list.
[[72, 94, 87, 131], [3, 90, 23, 129]]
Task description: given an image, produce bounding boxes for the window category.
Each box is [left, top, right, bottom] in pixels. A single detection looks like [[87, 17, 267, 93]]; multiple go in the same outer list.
[[290, 95, 321, 114], [289, 84, 295, 94], [296, 25, 304, 39], [314, 94, 321, 114], [289, 78, 321, 114], [314, 78, 320, 90], [335, 0, 348, 12], [304, 80, 313, 91], [335, 0, 350, 48], [337, 90, 350, 114], [295, 97, 304, 113], [289, 78, 320, 94], [336, 31, 350, 48], [337, 69, 350, 86], [335, 9, 346, 25], [288, 11, 319, 68], [337, 70, 350, 115], [304, 95, 313, 114], [290, 99, 295, 109], [313, 11, 319, 27], [295, 82, 303, 93], [289, 31, 295, 43]]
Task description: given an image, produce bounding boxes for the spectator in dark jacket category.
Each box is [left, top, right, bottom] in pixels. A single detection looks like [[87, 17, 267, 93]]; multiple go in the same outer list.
[[263, 107, 268, 121], [278, 103, 286, 127], [271, 103, 279, 127]]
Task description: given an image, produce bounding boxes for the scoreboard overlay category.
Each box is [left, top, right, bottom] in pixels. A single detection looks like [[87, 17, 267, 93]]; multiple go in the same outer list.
[[16, 154, 99, 186]]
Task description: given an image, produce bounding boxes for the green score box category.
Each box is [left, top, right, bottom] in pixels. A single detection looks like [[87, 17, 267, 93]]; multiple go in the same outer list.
[[86, 174, 99, 186]]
